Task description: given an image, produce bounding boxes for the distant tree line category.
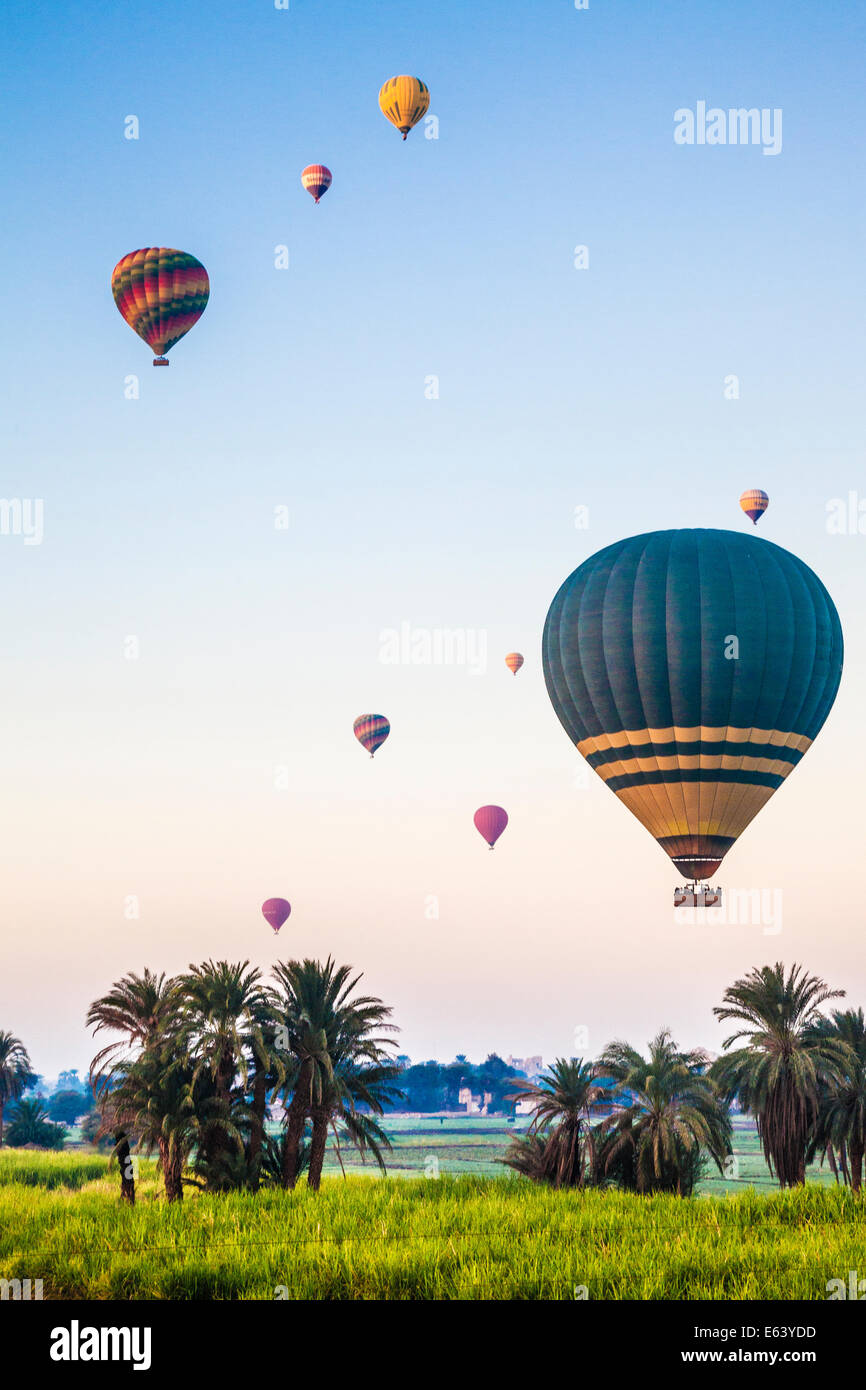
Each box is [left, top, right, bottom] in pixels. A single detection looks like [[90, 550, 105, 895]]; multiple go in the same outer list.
[[389, 1054, 528, 1114]]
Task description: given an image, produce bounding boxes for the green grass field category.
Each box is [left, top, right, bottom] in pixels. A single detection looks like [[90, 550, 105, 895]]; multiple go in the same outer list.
[[286, 1113, 838, 1193], [0, 1136, 858, 1300]]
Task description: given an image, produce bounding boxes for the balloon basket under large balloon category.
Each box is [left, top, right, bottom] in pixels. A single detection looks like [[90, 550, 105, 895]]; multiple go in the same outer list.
[[153, 357, 169, 367], [674, 883, 722, 909]]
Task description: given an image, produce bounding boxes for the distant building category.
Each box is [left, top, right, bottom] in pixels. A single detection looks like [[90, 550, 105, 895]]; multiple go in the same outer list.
[[507, 1055, 543, 1078], [458, 1087, 493, 1116]]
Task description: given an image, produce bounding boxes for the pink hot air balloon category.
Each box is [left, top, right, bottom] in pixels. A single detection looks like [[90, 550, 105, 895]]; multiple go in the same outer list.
[[353, 714, 390, 758], [301, 164, 332, 203], [262, 898, 291, 933], [474, 805, 508, 849]]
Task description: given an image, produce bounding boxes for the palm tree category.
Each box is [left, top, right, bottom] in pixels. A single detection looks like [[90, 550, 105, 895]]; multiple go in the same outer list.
[[5, 1098, 66, 1150], [107, 1045, 235, 1201], [0, 1032, 34, 1148], [806, 1009, 866, 1193], [711, 962, 847, 1187], [241, 990, 290, 1190], [504, 1058, 604, 1188], [501, 1129, 551, 1184], [597, 1031, 731, 1195], [308, 1056, 400, 1190], [271, 958, 398, 1190], [176, 960, 265, 1189], [86, 969, 177, 1202]]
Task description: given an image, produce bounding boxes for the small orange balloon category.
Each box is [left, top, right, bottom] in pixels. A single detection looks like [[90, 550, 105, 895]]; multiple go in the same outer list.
[[505, 653, 525, 675], [739, 489, 769, 525]]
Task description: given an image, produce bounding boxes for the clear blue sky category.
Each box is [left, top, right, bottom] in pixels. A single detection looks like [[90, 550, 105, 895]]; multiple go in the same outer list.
[[2, 0, 865, 1076]]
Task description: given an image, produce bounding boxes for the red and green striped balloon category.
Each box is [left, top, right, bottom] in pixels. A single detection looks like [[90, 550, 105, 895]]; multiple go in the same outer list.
[[111, 248, 210, 365]]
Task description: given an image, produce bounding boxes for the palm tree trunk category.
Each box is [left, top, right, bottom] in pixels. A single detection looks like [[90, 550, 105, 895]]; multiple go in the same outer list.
[[307, 1105, 330, 1191], [0, 1101, 4, 1148], [282, 1060, 311, 1189], [203, 1043, 236, 1183], [248, 1069, 267, 1189], [160, 1139, 183, 1201], [850, 1137, 863, 1194], [839, 1141, 851, 1188], [116, 1131, 135, 1204]]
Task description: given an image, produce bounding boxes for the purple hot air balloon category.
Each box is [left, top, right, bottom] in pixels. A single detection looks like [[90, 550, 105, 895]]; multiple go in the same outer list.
[[353, 713, 390, 758], [474, 805, 508, 849], [262, 898, 291, 933]]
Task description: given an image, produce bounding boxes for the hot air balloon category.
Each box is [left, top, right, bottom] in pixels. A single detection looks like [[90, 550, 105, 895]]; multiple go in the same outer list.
[[353, 714, 390, 758], [378, 76, 430, 140], [111, 248, 209, 365], [474, 805, 508, 849], [262, 898, 291, 933], [740, 489, 769, 525], [301, 164, 332, 203], [505, 652, 524, 676], [542, 529, 843, 883]]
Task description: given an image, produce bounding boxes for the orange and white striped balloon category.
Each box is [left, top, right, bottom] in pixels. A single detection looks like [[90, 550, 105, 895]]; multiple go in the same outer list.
[[505, 652, 524, 676], [301, 164, 332, 203]]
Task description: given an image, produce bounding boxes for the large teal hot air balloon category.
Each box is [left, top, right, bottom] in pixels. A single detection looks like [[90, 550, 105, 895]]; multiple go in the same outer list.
[[542, 529, 843, 879]]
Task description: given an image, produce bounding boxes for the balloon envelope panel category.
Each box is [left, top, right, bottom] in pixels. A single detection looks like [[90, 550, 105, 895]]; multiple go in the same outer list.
[[378, 76, 430, 137], [301, 165, 332, 201], [262, 898, 291, 932], [353, 714, 390, 756], [542, 529, 843, 878], [740, 489, 770, 525], [111, 248, 209, 358], [474, 805, 509, 847]]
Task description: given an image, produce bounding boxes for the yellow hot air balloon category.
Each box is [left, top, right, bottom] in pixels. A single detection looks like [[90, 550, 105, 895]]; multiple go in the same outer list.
[[378, 76, 429, 140]]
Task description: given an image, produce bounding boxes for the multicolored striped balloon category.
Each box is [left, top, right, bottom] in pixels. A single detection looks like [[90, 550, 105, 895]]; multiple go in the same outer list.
[[505, 652, 524, 676], [353, 714, 390, 758], [474, 805, 509, 849], [543, 529, 843, 881], [301, 164, 332, 203], [262, 898, 291, 933], [740, 489, 769, 525], [378, 76, 430, 139], [111, 248, 209, 365]]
